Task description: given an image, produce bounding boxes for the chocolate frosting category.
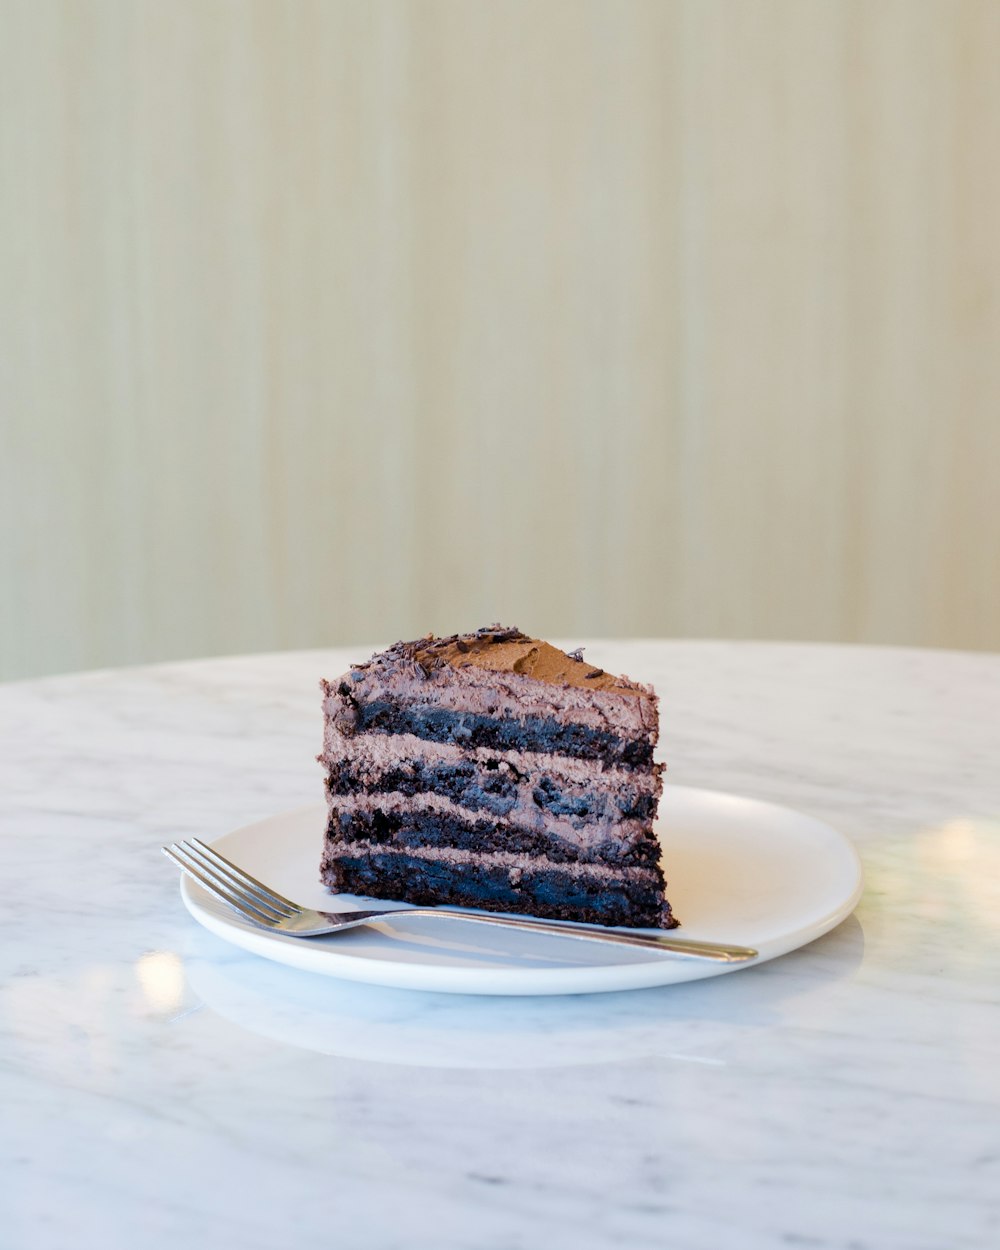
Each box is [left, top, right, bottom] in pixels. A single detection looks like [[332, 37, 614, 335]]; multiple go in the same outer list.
[[361, 624, 645, 697]]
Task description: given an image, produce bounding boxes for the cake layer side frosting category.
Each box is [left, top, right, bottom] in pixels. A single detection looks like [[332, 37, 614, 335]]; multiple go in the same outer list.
[[320, 732, 663, 829], [324, 763, 658, 833], [322, 658, 659, 742], [322, 836, 665, 883], [324, 788, 661, 863], [321, 843, 674, 929], [325, 796, 661, 869], [319, 729, 663, 794], [324, 690, 655, 767]]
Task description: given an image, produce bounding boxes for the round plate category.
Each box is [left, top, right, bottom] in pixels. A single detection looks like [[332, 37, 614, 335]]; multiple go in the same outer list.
[[180, 786, 863, 996]]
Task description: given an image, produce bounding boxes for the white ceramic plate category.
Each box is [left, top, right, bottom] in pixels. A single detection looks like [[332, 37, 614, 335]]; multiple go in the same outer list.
[[180, 786, 863, 996]]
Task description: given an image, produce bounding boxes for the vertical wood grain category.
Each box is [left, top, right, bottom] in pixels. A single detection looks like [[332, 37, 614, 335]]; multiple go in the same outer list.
[[1, 0, 999, 679]]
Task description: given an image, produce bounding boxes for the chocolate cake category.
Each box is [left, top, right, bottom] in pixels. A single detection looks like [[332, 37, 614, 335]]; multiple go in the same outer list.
[[319, 625, 676, 929]]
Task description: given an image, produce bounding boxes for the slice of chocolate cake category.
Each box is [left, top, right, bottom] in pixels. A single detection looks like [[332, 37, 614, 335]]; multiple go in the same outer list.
[[319, 625, 676, 929]]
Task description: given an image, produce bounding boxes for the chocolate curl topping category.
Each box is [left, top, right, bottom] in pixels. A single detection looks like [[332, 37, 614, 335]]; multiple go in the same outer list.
[[474, 624, 525, 643]]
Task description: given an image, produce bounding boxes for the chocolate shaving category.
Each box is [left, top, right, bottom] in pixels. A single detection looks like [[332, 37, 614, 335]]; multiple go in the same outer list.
[[567, 647, 585, 662], [474, 623, 523, 643], [455, 638, 470, 652], [584, 668, 604, 679]]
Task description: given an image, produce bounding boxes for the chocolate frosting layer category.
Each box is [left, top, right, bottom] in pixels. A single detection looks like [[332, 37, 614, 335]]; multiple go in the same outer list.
[[320, 732, 664, 849], [356, 625, 647, 697], [322, 837, 664, 885], [323, 625, 660, 747], [319, 731, 662, 795], [324, 789, 658, 858]]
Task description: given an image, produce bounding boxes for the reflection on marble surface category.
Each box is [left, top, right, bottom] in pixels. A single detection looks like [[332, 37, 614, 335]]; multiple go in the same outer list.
[[134, 950, 187, 1015], [2, 641, 999, 1250], [183, 917, 866, 1068]]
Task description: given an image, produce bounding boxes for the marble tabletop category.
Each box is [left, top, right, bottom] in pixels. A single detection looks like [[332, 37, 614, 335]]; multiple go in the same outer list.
[[2, 640, 999, 1250]]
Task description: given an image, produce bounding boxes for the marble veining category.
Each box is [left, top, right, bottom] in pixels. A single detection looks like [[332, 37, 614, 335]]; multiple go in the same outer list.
[[1, 641, 999, 1249]]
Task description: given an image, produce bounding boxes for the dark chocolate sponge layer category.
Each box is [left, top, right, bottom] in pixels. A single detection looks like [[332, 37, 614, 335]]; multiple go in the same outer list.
[[325, 760, 659, 824], [328, 758, 519, 817], [351, 700, 654, 768], [322, 851, 676, 930], [326, 805, 663, 869]]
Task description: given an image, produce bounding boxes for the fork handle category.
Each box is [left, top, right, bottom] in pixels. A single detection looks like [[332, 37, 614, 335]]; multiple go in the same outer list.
[[380, 908, 757, 963]]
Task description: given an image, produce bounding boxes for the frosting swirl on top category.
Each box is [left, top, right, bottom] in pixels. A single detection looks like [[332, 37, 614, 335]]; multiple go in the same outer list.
[[379, 624, 645, 697]]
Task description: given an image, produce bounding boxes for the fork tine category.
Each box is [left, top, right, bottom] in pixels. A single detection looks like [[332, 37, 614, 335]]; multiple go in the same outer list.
[[163, 845, 279, 926], [182, 840, 296, 917], [177, 843, 290, 920], [188, 838, 298, 914]]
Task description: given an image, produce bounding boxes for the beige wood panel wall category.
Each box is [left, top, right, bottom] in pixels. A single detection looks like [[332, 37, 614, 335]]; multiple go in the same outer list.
[[2, 0, 999, 680]]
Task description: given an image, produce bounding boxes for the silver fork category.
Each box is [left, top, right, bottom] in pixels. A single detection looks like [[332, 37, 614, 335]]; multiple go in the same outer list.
[[162, 838, 758, 963]]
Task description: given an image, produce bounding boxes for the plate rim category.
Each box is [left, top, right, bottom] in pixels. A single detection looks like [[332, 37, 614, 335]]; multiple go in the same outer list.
[[179, 785, 864, 996]]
